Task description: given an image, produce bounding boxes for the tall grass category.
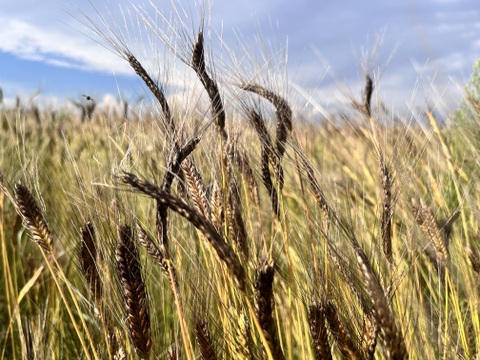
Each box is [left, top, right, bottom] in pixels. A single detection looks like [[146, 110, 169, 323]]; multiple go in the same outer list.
[[1, 3, 480, 359]]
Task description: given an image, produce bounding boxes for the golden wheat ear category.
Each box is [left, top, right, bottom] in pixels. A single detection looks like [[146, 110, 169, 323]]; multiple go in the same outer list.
[[411, 198, 448, 263], [378, 153, 395, 264], [324, 300, 361, 358], [361, 311, 379, 360], [13, 183, 53, 253], [115, 224, 151, 360]]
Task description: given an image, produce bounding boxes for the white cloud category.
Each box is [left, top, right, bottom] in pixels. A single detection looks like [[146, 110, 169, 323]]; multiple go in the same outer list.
[[0, 17, 132, 75]]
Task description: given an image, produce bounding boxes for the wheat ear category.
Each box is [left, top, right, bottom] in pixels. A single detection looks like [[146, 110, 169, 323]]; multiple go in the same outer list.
[[194, 318, 218, 360], [126, 53, 173, 132], [241, 83, 292, 163], [80, 221, 102, 300], [324, 301, 360, 359], [412, 198, 448, 263], [13, 184, 53, 252], [192, 30, 227, 140], [308, 303, 332, 360], [378, 153, 394, 264], [361, 310, 379, 360], [115, 224, 151, 359], [119, 172, 246, 291], [352, 240, 407, 359], [255, 261, 285, 360]]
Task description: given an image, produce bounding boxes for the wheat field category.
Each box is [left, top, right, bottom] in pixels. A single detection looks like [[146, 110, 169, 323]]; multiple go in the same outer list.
[[1, 4, 480, 360]]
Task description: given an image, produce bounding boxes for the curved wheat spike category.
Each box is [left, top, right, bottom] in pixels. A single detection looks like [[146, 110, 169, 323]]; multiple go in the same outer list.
[[118, 171, 246, 292], [241, 83, 292, 164], [192, 30, 227, 140], [126, 53, 173, 132]]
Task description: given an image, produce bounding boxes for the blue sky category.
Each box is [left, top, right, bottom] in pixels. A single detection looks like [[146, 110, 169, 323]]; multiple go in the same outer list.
[[0, 0, 479, 116]]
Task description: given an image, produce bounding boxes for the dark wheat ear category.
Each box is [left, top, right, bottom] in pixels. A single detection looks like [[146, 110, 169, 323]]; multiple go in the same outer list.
[[352, 240, 407, 359], [80, 221, 102, 300], [13, 183, 53, 252], [191, 30, 227, 140], [241, 83, 292, 163], [247, 108, 278, 171], [248, 109, 280, 217], [126, 52, 173, 132], [364, 74, 374, 117], [158, 135, 203, 257], [308, 303, 332, 360], [352, 74, 374, 116], [255, 261, 285, 360], [194, 317, 218, 360], [115, 224, 151, 360]]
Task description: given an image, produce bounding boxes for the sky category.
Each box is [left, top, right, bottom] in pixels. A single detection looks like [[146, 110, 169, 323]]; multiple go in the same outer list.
[[0, 0, 479, 117]]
